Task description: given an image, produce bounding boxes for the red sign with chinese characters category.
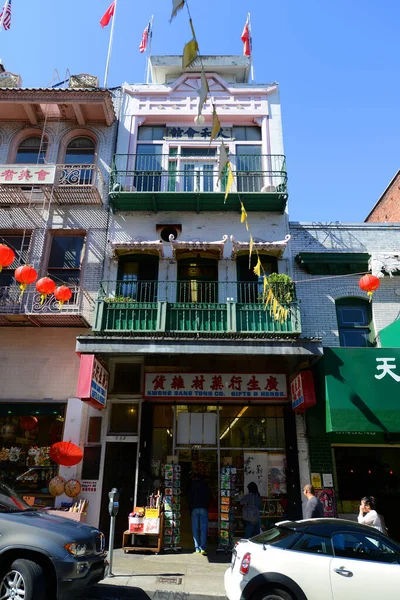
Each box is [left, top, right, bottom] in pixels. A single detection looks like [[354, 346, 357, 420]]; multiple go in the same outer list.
[[0, 164, 56, 185], [144, 373, 287, 402], [76, 355, 109, 410], [290, 370, 316, 413]]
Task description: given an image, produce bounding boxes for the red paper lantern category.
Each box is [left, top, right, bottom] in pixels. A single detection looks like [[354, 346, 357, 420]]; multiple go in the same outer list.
[[359, 274, 381, 300], [54, 285, 72, 308], [0, 244, 15, 272], [15, 265, 38, 295], [49, 441, 83, 467], [19, 416, 38, 431], [36, 277, 56, 304]]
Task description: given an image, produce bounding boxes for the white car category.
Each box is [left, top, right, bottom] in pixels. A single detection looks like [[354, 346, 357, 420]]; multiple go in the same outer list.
[[225, 518, 400, 600]]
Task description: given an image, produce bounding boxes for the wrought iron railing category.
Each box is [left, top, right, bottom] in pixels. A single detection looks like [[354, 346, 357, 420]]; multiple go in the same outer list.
[[0, 285, 84, 315], [110, 154, 287, 195], [56, 164, 103, 188]]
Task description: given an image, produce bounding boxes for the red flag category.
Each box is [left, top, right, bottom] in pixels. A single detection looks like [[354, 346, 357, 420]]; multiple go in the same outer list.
[[139, 21, 151, 53], [241, 17, 251, 57], [100, 1, 115, 28]]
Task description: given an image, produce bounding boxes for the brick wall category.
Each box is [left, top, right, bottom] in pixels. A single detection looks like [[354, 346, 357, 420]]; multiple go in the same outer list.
[[365, 171, 400, 222]]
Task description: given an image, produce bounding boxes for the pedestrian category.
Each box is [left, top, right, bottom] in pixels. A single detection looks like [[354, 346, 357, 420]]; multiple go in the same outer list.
[[188, 473, 211, 555], [303, 484, 324, 519], [240, 482, 262, 539], [358, 496, 388, 535]]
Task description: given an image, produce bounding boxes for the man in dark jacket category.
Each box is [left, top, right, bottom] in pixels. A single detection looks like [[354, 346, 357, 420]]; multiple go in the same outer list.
[[303, 484, 324, 519], [189, 474, 210, 555]]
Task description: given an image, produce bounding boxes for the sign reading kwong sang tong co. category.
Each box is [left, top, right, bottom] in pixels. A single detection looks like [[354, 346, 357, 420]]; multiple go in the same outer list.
[[144, 373, 287, 401]]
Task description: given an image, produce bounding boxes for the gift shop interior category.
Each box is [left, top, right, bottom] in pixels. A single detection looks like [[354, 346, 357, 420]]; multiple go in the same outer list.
[[0, 403, 65, 507]]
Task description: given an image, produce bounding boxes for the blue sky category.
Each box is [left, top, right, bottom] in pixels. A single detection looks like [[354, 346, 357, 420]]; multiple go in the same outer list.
[[1, 0, 399, 222]]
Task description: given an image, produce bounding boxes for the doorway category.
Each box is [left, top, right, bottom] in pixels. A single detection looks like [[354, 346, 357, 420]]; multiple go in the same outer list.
[[177, 257, 219, 303], [99, 442, 137, 546]]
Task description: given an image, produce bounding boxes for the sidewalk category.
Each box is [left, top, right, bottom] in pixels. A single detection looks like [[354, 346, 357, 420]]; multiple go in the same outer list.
[[79, 549, 230, 600]]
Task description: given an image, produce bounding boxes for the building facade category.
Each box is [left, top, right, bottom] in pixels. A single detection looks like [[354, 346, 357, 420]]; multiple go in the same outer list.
[[76, 56, 323, 546], [0, 70, 117, 525]]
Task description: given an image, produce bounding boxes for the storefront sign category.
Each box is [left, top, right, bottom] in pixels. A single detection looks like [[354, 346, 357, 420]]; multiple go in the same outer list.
[[81, 480, 98, 493], [311, 473, 322, 488], [291, 370, 316, 413], [144, 373, 287, 400], [76, 355, 109, 410], [0, 165, 56, 185], [165, 126, 233, 140], [325, 348, 400, 432]]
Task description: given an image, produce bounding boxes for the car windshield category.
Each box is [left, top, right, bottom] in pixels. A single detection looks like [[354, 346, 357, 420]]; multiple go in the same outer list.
[[250, 526, 300, 548], [0, 482, 35, 512]]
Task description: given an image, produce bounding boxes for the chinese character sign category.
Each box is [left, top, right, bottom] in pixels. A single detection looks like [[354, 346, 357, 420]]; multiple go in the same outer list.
[[77, 355, 109, 410], [291, 370, 316, 413], [0, 165, 56, 185], [145, 373, 287, 400], [165, 126, 233, 141]]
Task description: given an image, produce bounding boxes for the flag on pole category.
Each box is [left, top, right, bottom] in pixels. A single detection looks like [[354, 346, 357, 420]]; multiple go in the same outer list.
[[100, 1, 115, 28], [139, 21, 151, 53], [241, 15, 251, 56], [210, 105, 221, 142], [0, 0, 11, 30], [224, 163, 234, 203], [198, 70, 209, 117], [170, 0, 184, 22], [218, 143, 229, 181]]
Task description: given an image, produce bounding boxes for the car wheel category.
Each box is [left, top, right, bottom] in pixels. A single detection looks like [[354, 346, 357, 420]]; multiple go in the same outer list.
[[253, 587, 295, 600], [0, 559, 47, 600]]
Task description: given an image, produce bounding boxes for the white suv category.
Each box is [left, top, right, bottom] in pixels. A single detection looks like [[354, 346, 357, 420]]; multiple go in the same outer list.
[[225, 518, 400, 600]]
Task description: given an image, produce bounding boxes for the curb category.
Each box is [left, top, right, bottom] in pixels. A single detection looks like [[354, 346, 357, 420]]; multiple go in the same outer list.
[[79, 584, 226, 600]]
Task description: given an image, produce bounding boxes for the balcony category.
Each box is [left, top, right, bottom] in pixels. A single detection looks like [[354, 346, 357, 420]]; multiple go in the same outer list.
[[0, 164, 104, 206], [109, 154, 288, 213], [93, 280, 301, 338], [0, 285, 91, 327]]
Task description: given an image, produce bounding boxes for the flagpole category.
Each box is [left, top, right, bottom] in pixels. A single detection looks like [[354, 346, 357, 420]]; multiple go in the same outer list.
[[248, 12, 254, 83], [103, 0, 118, 88], [145, 14, 154, 84], [0, 0, 10, 30]]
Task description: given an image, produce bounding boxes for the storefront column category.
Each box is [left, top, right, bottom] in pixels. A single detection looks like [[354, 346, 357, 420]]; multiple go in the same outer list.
[[55, 397, 88, 508], [296, 413, 311, 518], [283, 404, 302, 520]]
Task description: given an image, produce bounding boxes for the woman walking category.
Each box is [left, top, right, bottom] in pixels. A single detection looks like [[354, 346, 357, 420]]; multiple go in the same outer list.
[[240, 482, 262, 539]]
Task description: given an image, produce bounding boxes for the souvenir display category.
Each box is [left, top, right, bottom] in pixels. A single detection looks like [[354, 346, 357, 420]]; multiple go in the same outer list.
[[163, 464, 181, 550], [49, 476, 66, 497], [64, 479, 82, 498]]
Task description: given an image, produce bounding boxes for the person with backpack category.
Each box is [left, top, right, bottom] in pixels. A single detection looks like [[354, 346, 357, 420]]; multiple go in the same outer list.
[[240, 481, 262, 538]]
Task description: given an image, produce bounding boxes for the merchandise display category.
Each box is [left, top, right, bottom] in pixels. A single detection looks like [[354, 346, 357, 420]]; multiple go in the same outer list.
[[163, 463, 181, 551]]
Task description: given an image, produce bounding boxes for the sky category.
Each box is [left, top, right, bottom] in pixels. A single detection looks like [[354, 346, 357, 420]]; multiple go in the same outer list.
[[1, 0, 399, 223]]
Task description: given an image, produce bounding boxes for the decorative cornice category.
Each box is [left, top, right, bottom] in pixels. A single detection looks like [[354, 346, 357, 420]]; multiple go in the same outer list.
[[230, 234, 290, 258], [110, 240, 164, 258], [170, 235, 228, 258]]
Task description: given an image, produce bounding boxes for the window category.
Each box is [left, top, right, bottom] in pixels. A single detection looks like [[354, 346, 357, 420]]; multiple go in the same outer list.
[[251, 526, 301, 548], [332, 532, 399, 563], [47, 234, 85, 284], [236, 254, 278, 303], [233, 126, 262, 141], [236, 145, 262, 192], [135, 144, 163, 192], [116, 254, 159, 301], [0, 234, 31, 287], [137, 126, 165, 140], [108, 403, 139, 434], [336, 298, 374, 347], [291, 533, 333, 556], [15, 136, 47, 164], [110, 363, 142, 394], [177, 257, 218, 303], [65, 137, 95, 165]]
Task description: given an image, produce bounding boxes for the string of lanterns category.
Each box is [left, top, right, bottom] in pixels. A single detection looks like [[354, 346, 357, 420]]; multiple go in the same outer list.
[[0, 243, 72, 308]]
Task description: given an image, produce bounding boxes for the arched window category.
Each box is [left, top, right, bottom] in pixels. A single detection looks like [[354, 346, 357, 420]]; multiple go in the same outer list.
[[336, 298, 375, 347], [65, 137, 95, 165], [15, 136, 47, 164]]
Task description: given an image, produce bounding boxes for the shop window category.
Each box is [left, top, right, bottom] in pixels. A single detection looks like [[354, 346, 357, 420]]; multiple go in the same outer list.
[[108, 403, 139, 434], [111, 362, 141, 394], [116, 255, 159, 301], [87, 416, 102, 443], [336, 298, 375, 347], [177, 257, 219, 303], [47, 233, 85, 285], [291, 533, 333, 556], [0, 233, 31, 287], [332, 532, 399, 563], [81, 446, 101, 480], [137, 126, 165, 140], [219, 405, 285, 449], [15, 136, 47, 164]]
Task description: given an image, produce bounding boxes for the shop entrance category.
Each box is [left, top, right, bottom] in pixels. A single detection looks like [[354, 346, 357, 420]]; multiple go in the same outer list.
[[334, 446, 400, 541], [99, 442, 137, 546]]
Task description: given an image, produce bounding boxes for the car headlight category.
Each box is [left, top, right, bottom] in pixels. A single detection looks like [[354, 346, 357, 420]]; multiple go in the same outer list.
[[64, 542, 89, 557]]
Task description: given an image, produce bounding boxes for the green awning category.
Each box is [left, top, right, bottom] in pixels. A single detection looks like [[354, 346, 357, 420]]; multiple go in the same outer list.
[[325, 347, 400, 433], [379, 319, 400, 348]]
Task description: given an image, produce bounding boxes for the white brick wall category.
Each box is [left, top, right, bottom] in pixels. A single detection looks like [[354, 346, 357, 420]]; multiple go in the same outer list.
[[290, 223, 400, 344]]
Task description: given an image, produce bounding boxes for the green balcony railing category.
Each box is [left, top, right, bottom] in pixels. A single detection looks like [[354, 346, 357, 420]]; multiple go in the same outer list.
[[93, 280, 301, 337], [109, 154, 288, 212]]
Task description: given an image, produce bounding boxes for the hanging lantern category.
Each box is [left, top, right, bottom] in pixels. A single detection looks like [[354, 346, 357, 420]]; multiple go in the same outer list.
[[358, 274, 381, 301], [19, 416, 38, 431], [0, 244, 15, 273], [49, 441, 83, 467], [36, 277, 56, 305], [54, 285, 72, 308], [14, 265, 38, 296]]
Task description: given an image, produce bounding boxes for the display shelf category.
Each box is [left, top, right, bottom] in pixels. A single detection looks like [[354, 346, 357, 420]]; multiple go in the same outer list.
[[123, 514, 164, 554]]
